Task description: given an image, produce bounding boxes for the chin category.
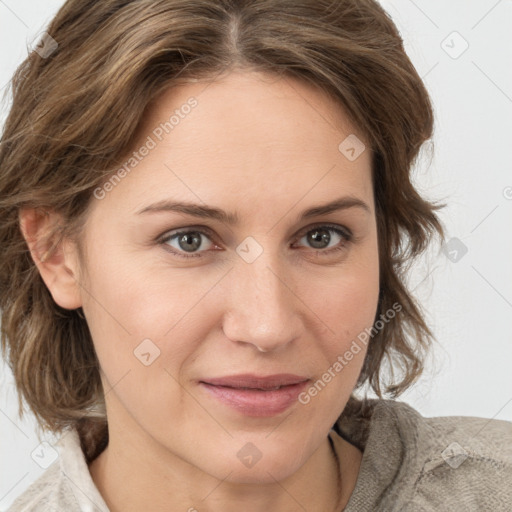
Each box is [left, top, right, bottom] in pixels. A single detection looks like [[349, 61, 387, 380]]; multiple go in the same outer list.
[[220, 462, 302, 485], [195, 440, 309, 485]]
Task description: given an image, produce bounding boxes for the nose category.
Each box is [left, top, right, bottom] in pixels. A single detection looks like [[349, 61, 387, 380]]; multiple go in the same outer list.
[[221, 254, 304, 353]]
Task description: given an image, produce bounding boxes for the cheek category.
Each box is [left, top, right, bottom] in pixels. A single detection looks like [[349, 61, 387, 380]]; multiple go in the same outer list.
[[79, 245, 200, 393], [306, 257, 379, 342], [297, 270, 378, 425], [301, 249, 379, 397]]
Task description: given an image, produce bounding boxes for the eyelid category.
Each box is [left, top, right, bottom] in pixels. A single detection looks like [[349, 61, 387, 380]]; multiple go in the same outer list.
[[156, 225, 219, 250], [296, 222, 353, 240]]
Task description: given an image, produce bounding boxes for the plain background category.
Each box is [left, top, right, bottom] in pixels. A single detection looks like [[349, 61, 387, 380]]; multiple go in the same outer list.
[[1, 0, 511, 509]]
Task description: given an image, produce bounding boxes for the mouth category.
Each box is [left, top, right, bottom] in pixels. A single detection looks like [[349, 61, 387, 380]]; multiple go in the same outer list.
[[198, 374, 310, 417]]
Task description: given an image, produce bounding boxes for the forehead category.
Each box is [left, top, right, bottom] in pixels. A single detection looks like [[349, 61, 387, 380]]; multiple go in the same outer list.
[[91, 70, 373, 220], [141, 70, 368, 155]]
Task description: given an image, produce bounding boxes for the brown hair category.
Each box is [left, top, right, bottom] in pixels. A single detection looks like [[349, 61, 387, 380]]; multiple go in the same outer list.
[[0, 0, 445, 461]]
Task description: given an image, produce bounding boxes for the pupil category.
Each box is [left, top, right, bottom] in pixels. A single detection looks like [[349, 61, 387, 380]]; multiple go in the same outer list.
[[179, 233, 201, 252], [309, 229, 330, 249]]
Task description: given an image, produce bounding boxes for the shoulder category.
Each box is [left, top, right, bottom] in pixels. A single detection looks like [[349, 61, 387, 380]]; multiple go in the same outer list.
[[408, 406, 512, 511], [376, 399, 512, 461], [7, 428, 109, 512], [338, 398, 512, 511], [6, 463, 76, 512]]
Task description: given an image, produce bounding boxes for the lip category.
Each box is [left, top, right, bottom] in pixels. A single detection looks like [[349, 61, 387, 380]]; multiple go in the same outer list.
[[201, 373, 309, 389], [199, 373, 310, 417]]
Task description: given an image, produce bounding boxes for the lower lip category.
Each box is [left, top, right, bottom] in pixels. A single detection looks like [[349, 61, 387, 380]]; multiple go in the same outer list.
[[199, 381, 309, 417]]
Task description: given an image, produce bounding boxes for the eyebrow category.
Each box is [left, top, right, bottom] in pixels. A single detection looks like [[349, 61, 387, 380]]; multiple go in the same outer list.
[[136, 195, 371, 225]]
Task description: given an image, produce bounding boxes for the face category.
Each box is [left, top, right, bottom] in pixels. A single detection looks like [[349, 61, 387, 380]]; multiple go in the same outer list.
[[56, 71, 379, 482]]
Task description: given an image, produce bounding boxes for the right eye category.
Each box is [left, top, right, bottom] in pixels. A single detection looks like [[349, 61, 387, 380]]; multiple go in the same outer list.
[[158, 227, 219, 259]]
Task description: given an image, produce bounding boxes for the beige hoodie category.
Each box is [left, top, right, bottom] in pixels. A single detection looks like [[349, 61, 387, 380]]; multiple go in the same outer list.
[[336, 398, 512, 511]]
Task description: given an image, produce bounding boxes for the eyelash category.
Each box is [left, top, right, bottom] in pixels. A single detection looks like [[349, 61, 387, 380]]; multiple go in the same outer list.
[[157, 223, 354, 260]]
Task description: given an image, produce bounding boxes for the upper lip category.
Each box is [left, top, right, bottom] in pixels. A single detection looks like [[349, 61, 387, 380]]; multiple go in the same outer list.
[[200, 373, 309, 389]]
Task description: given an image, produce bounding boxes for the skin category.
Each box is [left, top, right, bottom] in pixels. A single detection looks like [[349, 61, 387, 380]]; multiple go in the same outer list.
[[19, 70, 380, 511]]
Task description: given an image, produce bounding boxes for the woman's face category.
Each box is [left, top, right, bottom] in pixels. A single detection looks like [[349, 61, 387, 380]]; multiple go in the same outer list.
[[73, 70, 380, 482]]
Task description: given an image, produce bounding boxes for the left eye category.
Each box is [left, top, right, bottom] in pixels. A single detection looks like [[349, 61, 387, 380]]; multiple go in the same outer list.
[[295, 225, 352, 252], [158, 224, 352, 259]]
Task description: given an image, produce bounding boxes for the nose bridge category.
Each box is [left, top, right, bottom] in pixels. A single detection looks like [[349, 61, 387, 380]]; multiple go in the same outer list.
[[222, 246, 301, 351]]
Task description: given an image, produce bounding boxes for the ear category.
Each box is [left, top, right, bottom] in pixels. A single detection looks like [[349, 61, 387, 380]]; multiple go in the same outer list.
[[18, 207, 83, 310]]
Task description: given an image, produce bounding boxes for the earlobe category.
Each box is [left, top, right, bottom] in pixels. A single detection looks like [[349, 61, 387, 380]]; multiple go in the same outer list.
[[18, 207, 83, 310]]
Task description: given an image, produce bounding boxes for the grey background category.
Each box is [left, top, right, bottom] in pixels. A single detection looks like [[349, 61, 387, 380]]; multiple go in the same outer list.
[[1, 0, 511, 509]]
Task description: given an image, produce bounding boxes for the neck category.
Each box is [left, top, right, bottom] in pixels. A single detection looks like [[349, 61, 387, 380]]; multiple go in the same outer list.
[[88, 425, 361, 512]]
